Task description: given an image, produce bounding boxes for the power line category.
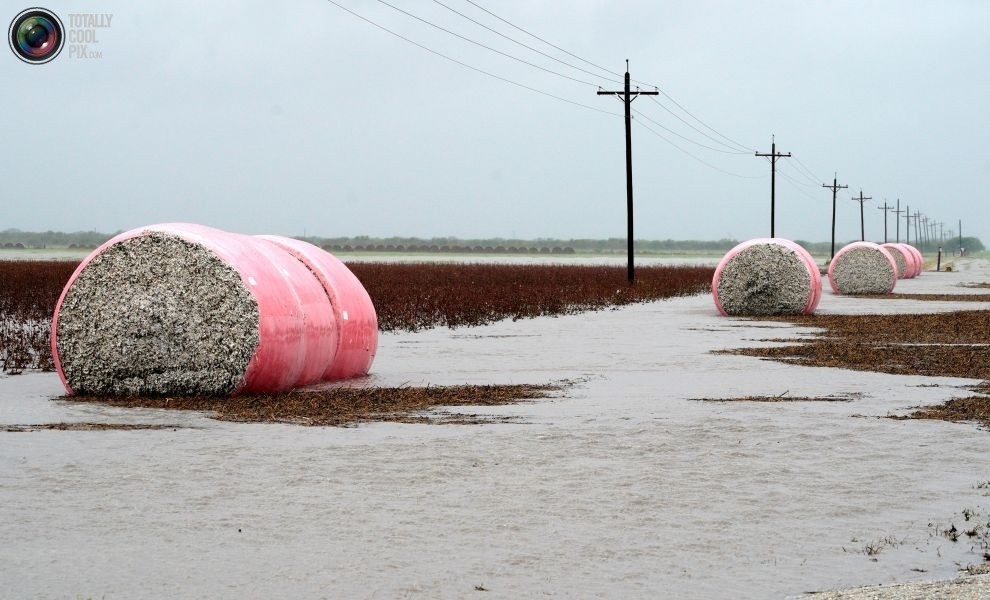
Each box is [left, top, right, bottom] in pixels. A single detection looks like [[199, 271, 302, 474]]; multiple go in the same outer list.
[[777, 167, 821, 197], [462, 0, 756, 155], [780, 159, 820, 186], [635, 119, 766, 179], [430, 0, 622, 86], [374, 0, 600, 87], [326, 1, 619, 116], [792, 156, 822, 184], [462, 0, 621, 80], [644, 96, 750, 154], [632, 108, 752, 155], [776, 162, 819, 187], [654, 89, 755, 153]]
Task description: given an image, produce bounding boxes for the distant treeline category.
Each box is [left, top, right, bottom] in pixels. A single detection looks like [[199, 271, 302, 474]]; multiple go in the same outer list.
[[0, 229, 119, 249], [0, 229, 982, 255]]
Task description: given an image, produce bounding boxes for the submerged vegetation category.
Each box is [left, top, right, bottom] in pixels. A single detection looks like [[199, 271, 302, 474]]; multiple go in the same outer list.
[[718, 309, 990, 429], [349, 262, 713, 331], [63, 383, 564, 426], [0, 260, 713, 373]]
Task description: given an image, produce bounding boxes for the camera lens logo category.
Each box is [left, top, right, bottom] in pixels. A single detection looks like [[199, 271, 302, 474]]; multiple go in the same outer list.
[[9, 8, 64, 64]]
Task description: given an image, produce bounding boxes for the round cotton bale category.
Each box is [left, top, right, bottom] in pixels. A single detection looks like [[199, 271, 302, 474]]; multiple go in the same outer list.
[[895, 243, 920, 278], [256, 235, 378, 380], [712, 238, 822, 316], [904, 244, 924, 276], [827, 242, 898, 295], [51, 223, 377, 396], [881, 243, 910, 279]]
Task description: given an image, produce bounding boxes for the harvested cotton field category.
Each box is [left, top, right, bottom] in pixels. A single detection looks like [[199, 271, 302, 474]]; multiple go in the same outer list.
[[828, 242, 898, 295], [5, 255, 990, 600], [713, 238, 821, 315]]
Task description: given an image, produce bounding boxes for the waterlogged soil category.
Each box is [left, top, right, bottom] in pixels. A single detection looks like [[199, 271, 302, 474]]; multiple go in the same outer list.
[[862, 292, 990, 302], [717, 304, 990, 432], [66, 384, 562, 427], [5, 259, 990, 599], [718, 310, 990, 380]]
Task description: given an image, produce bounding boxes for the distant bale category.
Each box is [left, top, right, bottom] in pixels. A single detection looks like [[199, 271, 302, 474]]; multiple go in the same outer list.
[[881, 243, 910, 279], [828, 242, 898, 295], [712, 238, 821, 316], [902, 244, 923, 276]]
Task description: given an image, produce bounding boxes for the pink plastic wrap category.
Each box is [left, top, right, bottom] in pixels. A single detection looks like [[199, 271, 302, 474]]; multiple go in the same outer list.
[[52, 223, 377, 395], [881, 243, 911, 279], [827, 241, 898, 295], [712, 238, 822, 316], [895, 243, 921, 278], [904, 244, 924, 276], [257, 235, 378, 379]]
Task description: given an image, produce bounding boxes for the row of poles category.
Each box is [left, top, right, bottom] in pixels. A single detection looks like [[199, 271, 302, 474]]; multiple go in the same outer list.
[[755, 137, 963, 262], [601, 62, 963, 284]]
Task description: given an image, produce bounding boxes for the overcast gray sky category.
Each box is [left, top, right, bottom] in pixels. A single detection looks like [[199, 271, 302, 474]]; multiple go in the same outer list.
[[3, 1, 988, 243]]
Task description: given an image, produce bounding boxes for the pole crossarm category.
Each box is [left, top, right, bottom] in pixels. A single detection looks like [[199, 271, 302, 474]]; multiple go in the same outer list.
[[755, 136, 792, 237]]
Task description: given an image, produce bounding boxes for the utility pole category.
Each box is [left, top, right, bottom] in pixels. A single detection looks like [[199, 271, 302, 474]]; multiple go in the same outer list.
[[755, 136, 792, 238], [959, 219, 963, 254], [597, 59, 658, 285], [893, 199, 904, 243], [877, 200, 892, 243], [904, 204, 911, 244], [851, 190, 872, 241], [939, 221, 944, 245], [822, 173, 847, 260], [913, 211, 922, 247]]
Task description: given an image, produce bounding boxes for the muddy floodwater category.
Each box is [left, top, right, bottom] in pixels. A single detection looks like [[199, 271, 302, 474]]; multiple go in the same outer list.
[[3, 259, 990, 599]]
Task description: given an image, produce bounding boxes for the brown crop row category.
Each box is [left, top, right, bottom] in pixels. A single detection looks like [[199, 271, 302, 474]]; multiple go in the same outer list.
[[0, 261, 78, 373], [349, 263, 713, 331], [0, 260, 713, 373]]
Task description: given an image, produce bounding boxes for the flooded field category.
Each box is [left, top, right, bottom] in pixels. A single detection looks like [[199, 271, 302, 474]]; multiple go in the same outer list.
[[3, 259, 990, 598]]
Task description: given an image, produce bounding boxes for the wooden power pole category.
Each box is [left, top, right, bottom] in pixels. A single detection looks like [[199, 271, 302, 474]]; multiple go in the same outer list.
[[851, 190, 872, 241], [597, 60, 657, 285], [822, 173, 848, 261], [904, 204, 911, 244], [892, 199, 904, 243], [755, 136, 791, 238], [877, 200, 892, 243]]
